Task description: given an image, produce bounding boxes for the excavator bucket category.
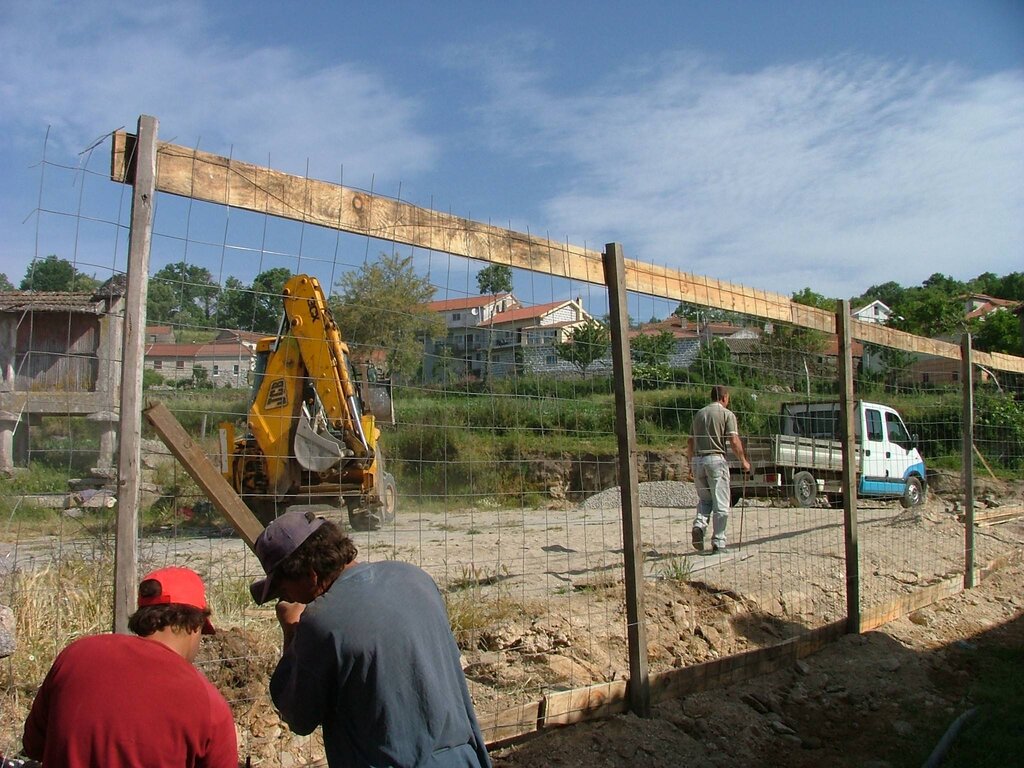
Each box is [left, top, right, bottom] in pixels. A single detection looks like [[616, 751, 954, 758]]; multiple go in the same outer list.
[[359, 367, 395, 425]]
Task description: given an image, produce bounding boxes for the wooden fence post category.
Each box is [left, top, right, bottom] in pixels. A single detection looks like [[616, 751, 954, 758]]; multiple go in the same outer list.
[[602, 242, 650, 717], [962, 334, 975, 589], [836, 300, 860, 632], [113, 115, 158, 633]]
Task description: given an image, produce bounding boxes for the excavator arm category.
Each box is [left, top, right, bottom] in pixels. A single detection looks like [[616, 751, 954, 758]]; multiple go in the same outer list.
[[221, 274, 396, 529]]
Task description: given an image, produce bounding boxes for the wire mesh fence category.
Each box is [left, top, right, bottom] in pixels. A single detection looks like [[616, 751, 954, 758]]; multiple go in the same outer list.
[[1, 120, 1023, 764]]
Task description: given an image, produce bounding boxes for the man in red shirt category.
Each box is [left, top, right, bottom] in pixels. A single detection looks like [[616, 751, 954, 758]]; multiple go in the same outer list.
[[22, 566, 237, 768]]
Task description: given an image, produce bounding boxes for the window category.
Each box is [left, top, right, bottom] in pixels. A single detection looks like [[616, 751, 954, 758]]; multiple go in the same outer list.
[[233, 364, 239, 375], [213, 364, 220, 376], [885, 412, 911, 447], [176, 360, 185, 370], [545, 355, 557, 365], [153, 360, 162, 370], [452, 312, 461, 321], [865, 409, 883, 442]]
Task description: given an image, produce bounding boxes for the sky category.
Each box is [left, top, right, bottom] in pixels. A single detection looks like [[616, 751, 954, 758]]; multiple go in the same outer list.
[[1, 0, 1022, 309]]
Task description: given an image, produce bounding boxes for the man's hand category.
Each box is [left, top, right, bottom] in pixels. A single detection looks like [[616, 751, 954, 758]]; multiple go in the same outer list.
[[276, 601, 306, 647], [742, 457, 751, 474]]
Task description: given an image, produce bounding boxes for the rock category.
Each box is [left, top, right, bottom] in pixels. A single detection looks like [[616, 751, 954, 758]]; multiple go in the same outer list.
[[769, 718, 796, 735], [892, 720, 914, 737], [695, 623, 723, 651], [801, 736, 823, 750], [740, 692, 770, 714], [0, 605, 15, 658], [881, 658, 902, 673], [794, 659, 810, 675], [909, 610, 932, 626]]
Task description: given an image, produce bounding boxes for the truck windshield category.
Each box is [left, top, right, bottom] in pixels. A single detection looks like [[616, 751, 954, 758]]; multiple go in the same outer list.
[[885, 412, 912, 448]]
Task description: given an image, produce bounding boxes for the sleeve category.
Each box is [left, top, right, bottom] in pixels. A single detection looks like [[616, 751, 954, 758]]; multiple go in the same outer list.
[[200, 681, 238, 768], [269, 616, 337, 736], [725, 410, 739, 436], [22, 656, 59, 759]]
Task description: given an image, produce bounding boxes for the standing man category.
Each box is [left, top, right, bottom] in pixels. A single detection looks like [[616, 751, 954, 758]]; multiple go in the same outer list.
[[687, 385, 751, 555], [250, 509, 492, 768], [23, 567, 237, 767]]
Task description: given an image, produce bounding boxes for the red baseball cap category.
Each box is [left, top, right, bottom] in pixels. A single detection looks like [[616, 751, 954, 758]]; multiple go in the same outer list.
[[138, 567, 216, 635]]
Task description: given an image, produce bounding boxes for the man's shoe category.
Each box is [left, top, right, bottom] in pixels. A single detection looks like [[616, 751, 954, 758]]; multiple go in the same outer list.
[[691, 527, 705, 551], [712, 544, 731, 555]]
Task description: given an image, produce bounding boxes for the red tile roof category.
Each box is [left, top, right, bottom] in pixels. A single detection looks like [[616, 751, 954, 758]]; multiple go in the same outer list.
[[425, 294, 512, 312], [482, 300, 567, 326]]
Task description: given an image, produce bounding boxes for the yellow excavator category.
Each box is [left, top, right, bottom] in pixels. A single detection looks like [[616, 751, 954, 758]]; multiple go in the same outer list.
[[219, 274, 396, 529]]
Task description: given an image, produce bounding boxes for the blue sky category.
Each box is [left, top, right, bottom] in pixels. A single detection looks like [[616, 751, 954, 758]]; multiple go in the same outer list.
[[1, 0, 1022, 310]]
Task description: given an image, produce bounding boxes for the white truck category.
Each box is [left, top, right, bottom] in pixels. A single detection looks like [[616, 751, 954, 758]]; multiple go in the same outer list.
[[731, 400, 927, 508]]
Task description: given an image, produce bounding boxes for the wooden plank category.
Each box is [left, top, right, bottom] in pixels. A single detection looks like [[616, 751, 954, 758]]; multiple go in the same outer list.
[[113, 115, 158, 635], [143, 401, 264, 549], [859, 577, 963, 631], [649, 621, 846, 704], [972, 443, 998, 481], [108, 131, 1024, 375], [108, 132, 798, 328], [603, 243, 650, 717], [478, 700, 542, 748], [542, 680, 629, 727]]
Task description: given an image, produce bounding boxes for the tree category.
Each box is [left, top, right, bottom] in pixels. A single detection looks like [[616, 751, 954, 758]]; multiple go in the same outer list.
[[476, 264, 512, 295], [0, 273, 13, 291], [888, 287, 963, 337], [973, 309, 1022, 355], [218, 267, 292, 333], [791, 287, 837, 312], [147, 262, 218, 328], [689, 338, 738, 386], [20, 255, 99, 292], [330, 252, 446, 381], [631, 331, 675, 367], [554, 320, 610, 375], [852, 281, 905, 311], [631, 330, 676, 387]]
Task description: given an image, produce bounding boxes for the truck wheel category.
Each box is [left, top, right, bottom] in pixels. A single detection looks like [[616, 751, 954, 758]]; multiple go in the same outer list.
[[901, 476, 924, 508], [790, 471, 817, 508]]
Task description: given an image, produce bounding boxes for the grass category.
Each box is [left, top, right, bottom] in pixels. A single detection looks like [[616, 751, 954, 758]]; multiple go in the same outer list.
[[657, 556, 694, 583], [942, 645, 1024, 767]]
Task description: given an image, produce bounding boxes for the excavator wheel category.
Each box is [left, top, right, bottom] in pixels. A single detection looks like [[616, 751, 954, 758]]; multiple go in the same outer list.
[[346, 473, 397, 531]]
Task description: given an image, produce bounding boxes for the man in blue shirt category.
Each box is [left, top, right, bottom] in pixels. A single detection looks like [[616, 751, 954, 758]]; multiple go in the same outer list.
[[251, 510, 491, 768]]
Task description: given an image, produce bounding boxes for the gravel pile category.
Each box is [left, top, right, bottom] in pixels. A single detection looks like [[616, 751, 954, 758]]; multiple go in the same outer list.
[[579, 480, 700, 511]]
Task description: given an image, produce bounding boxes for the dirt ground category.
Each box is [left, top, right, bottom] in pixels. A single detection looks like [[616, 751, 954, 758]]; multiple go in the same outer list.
[[4, 476, 1023, 767], [487, 555, 1024, 768], [189, 477, 1024, 767]]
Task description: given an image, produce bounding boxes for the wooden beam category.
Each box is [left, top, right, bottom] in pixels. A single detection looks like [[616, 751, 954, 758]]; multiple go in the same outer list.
[[963, 334, 975, 589], [542, 681, 629, 727], [477, 700, 542, 748], [837, 301, 860, 633], [143, 401, 264, 549], [108, 132, 810, 329], [113, 115, 157, 635], [109, 130, 1024, 375], [648, 621, 846, 703], [859, 577, 963, 631], [604, 242, 650, 718]]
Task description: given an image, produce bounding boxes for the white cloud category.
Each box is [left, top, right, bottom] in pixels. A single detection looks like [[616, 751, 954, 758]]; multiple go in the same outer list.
[[467, 50, 1024, 297], [0, 0, 436, 183]]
